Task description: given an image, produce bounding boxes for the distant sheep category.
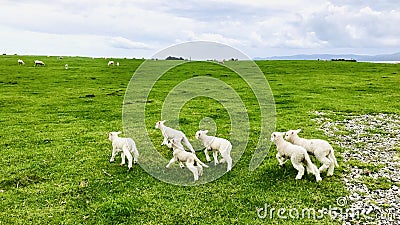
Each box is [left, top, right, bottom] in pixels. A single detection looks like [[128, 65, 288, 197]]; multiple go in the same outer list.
[[195, 130, 232, 172], [116, 62, 120, 66], [34, 60, 45, 66], [18, 59, 25, 65], [285, 129, 338, 176], [108, 131, 139, 170], [65, 64, 68, 70], [107, 60, 114, 66], [271, 132, 322, 182]]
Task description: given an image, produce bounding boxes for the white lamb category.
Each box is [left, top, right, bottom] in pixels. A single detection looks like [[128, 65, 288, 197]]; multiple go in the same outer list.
[[18, 59, 25, 65], [285, 129, 338, 176], [107, 60, 114, 66], [116, 62, 120, 66], [166, 138, 209, 181], [195, 130, 233, 172], [34, 60, 45, 66], [108, 131, 139, 170], [271, 132, 322, 182], [65, 64, 68, 70], [155, 120, 195, 153]]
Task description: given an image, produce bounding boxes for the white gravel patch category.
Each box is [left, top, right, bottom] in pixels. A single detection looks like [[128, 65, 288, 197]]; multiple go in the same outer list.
[[314, 112, 400, 225]]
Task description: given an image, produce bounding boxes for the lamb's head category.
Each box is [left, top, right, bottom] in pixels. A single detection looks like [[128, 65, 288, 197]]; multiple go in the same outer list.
[[284, 129, 301, 142], [167, 138, 184, 150], [108, 131, 122, 141], [195, 130, 208, 139], [270, 132, 285, 142], [155, 120, 166, 129]]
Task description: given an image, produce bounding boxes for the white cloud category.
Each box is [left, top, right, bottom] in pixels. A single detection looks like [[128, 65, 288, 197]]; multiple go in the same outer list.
[[0, 0, 399, 57], [109, 37, 152, 50], [182, 31, 245, 46]]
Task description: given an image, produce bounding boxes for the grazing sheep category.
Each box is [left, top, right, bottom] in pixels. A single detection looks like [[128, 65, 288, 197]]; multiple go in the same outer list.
[[285, 129, 338, 176], [195, 130, 233, 172], [166, 138, 208, 181], [34, 60, 45, 66], [108, 131, 139, 170], [17, 59, 25, 65], [116, 62, 120, 66], [271, 132, 322, 182], [107, 60, 114, 66], [65, 64, 68, 70], [155, 120, 195, 153]]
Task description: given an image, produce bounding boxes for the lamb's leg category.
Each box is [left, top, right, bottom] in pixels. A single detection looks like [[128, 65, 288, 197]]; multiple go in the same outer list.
[[315, 155, 332, 175], [313, 165, 322, 182], [305, 164, 313, 175], [166, 157, 177, 168], [221, 150, 232, 172], [197, 165, 203, 176], [122, 146, 133, 169], [186, 163, 199, 181], [161, 137, 168, 146], [110, 148, 117, 163], [212, 151, 219, 166], [225, 156, 232, 172], [120, 152, 126, 166], [291, 161, 305, 180], [132, 148, 139, 164], [276, 152, 287, 166], [327, 160, 335, 176], [204, 148, 211, 162]]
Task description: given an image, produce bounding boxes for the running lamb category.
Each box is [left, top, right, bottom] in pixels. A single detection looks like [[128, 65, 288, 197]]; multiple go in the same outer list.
[[285, 129, 338, 176], [166, 138, 209, 181], [271, 132, 322, 182], [155, 120, 195, 153], [108, 131, 139, 170], [195, 130, 233, 172]]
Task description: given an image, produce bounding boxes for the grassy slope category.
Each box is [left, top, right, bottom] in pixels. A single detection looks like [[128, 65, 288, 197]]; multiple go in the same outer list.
[[1, 55, 399, 224]]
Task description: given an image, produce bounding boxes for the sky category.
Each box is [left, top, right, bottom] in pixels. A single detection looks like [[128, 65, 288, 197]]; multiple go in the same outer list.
[[1, 0, 399, 59]]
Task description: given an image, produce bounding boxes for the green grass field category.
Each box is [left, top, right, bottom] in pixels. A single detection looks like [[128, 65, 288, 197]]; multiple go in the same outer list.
[[1, 55, 399, 224]]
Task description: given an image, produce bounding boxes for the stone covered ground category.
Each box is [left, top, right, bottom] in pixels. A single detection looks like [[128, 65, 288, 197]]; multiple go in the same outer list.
[[314, 112, 400, 225]]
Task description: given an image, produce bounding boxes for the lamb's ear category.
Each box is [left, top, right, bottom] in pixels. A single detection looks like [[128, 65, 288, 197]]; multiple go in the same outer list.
[[160, 120, 166, 124], [204, 130, 209, 134], [295, 129, 301, 134]]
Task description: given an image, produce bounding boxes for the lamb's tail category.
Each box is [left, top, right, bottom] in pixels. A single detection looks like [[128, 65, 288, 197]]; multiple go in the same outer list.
[[328, 147, 338, 167], [195, 156, 209, 168]]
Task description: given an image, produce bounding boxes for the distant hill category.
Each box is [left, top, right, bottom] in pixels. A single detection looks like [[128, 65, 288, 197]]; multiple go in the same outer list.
[[254, 52, 400, 61]]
